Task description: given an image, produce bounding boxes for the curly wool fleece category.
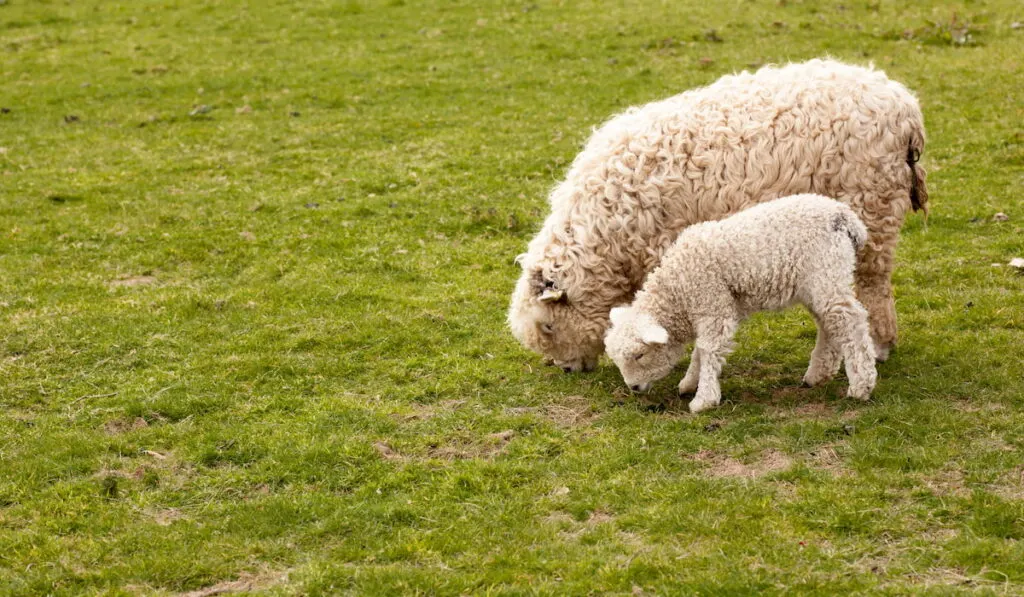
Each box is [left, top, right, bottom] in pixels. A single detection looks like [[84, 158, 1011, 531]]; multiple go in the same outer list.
[[509, 59, 927, 373], [604, 194, 877, 413]]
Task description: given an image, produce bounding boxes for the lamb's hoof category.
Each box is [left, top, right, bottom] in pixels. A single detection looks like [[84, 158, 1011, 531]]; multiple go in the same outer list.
[[846, 388, 872, 401], [801, 373, 830, 388], [678, 390, 696, 399], [688, 397, 719, 414]]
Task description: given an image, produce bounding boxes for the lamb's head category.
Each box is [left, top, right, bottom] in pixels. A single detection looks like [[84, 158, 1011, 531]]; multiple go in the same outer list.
[[508, 262, 605, 373], [605, 305, 685, 392]]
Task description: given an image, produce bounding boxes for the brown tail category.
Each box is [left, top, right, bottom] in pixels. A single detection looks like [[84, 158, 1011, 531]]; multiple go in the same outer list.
[[908, 137, 928, 214]]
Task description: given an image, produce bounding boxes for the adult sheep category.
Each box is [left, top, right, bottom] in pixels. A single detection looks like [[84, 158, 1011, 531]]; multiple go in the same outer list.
[[509, 59, 927, 372]]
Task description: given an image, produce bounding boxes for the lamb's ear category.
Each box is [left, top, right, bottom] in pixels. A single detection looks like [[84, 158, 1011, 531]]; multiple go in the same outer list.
[[609, 306, 629, 327], [639, 320, 669, 345], [538, 288, 565, 303]]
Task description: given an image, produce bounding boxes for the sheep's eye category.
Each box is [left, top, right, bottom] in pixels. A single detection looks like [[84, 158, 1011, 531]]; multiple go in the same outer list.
[[634, 353, 645, 361], [541, 323, 554, 334]]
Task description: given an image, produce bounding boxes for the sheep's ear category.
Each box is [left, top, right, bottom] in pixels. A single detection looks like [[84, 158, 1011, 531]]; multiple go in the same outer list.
[[538, 288, 565, 303], [639, 320, 669, 345], [609, 306, 628, 327]]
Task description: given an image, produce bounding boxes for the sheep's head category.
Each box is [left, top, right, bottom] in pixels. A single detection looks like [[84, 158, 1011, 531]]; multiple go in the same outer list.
[[604, 305, 685, 392], [508, 263, 604, 373]]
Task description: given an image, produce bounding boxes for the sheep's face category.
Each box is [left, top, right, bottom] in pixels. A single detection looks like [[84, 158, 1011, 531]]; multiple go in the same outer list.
[[508, 268, 603, 373], [605, 306, 684, 392]]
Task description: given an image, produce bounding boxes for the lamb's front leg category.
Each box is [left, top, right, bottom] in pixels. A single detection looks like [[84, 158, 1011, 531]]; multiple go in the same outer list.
[[802, 314, 842, 387], [688, 319, 738, 414], [678, 348, 701, 397]]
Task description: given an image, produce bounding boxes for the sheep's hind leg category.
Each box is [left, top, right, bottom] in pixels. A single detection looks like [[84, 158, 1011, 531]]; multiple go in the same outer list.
[[678, 348, 701, 397], [802, 312, 842, 387]]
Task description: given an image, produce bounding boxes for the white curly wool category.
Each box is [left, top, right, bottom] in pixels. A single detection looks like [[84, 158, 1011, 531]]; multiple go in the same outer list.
[[509, 59, 927, 372], [604, 194, 878, 413]]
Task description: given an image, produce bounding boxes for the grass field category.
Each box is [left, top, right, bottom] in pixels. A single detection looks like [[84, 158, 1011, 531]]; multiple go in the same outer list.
[[1, 0, 1023, 594]]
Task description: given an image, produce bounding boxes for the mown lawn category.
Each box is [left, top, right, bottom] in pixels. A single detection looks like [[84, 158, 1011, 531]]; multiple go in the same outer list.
[[1, 0, 1022, 594]]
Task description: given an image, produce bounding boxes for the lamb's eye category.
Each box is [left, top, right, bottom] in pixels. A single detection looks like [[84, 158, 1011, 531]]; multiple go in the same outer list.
[[634, 353, 645, 361], [541, 323, 554, 334]]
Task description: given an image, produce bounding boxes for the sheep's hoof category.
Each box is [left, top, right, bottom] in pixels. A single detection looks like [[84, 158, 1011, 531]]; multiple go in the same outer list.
[[678, 390, 696, 399], [800, 380, 812, 389]]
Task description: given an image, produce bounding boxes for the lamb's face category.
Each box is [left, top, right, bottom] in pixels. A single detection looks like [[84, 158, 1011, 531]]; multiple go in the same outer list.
[[605, 306, 683, 392], [508, 268, 603, 373]]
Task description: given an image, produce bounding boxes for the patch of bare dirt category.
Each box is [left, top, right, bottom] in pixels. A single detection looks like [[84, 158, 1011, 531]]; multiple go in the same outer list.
[[179, 570, 286, 597], [585, 508, 615, 526], [690, 449, 793, 479], [373, 442, 402, 461], [770, 386, 808, 402], [103, 417, 149, 434]]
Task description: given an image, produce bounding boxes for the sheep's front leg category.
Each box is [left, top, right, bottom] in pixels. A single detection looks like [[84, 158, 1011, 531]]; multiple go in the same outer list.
[[688, 319, 738, 414], [678, 348, 701, 397]]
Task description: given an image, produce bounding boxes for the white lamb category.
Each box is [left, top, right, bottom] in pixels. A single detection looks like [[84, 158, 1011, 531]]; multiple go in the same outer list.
[[509, 59, 927, 373], [604, 194, 877, 413]]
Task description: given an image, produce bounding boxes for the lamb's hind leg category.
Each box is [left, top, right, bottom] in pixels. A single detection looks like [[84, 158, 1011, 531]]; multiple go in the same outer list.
[[802, 312, 842, 387], [816, 297, 878, 400]]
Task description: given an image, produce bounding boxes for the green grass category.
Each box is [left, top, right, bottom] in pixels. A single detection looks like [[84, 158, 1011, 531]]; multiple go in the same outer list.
[[1, 0, 1022, 594]]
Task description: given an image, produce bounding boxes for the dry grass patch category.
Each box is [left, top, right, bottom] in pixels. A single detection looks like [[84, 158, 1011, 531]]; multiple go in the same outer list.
[[991, 466, 1024, 501], [148, 507, 185, 527], [428, 429, 516, 461], [807, 443, 850, 476], [921, 467, 971, 499], [110, 275, 157, 288], [506, 394, 601, 428]]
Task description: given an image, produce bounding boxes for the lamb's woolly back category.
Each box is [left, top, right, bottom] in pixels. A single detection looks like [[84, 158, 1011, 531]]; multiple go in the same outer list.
[[633, 195, 867, 331]]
